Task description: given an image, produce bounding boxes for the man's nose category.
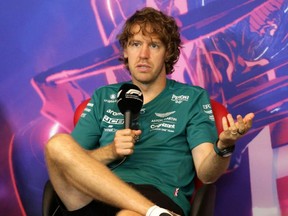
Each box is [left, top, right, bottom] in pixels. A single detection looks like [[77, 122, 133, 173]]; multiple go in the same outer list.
[[139, 45, 149, 58]]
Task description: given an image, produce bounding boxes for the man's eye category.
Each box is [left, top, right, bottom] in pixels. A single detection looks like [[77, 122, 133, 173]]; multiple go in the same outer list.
[[150, 43, 159, 49], [130, 42, 140, 47]]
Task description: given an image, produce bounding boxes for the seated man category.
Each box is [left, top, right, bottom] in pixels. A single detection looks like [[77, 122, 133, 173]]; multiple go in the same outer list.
[[45, 7, 254, 216]]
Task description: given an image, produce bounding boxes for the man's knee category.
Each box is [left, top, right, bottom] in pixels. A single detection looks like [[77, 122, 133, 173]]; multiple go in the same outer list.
[[45, 133, 74, 163]]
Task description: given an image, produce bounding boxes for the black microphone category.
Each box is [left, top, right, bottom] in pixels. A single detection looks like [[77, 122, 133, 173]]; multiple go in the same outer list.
[[117, 83, 143, 129]]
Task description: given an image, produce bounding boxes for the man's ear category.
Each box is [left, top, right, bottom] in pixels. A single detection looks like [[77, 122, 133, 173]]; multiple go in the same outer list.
[[123, 48, 128, 58]]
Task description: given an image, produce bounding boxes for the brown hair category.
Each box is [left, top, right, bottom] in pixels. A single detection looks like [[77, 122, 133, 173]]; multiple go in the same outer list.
[[117, 7, 182, 74]]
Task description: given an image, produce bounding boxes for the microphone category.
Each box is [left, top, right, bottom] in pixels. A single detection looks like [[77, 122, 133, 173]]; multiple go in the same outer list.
[[117, 83, 143, 129]]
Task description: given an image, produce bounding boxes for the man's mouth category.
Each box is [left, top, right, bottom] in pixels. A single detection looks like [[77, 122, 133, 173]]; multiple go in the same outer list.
[[137, 64, 150, 71]]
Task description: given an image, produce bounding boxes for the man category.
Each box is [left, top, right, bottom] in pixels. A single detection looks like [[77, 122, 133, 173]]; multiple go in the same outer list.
[[45, 7, 254, 216]]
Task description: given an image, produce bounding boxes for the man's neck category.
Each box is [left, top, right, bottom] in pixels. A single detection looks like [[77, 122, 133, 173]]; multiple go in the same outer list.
[[133, 78, 167, 105]]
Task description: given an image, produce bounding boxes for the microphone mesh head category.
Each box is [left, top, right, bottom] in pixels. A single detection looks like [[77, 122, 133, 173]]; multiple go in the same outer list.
[[117, 83, 143, 114]]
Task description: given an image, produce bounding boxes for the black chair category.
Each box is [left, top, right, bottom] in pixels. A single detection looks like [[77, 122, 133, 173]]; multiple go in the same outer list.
[[42, 180, 62, 216]]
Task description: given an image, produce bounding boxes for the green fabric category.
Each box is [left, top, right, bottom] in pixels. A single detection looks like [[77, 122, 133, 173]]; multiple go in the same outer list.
[[71, 79, 218, 216]]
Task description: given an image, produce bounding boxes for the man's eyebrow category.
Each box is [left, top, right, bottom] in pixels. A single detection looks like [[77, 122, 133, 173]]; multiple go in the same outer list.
[[128, 39, 141, 44], [127, 37, 162, 45]]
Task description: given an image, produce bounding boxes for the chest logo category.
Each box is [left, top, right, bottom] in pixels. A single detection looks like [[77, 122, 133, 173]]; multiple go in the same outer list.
[[155, 111, 175, 118], [171, 94, 189, 104]]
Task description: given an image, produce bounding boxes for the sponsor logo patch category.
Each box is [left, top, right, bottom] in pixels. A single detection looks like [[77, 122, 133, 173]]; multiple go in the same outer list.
[[171, 94, 189, 104]]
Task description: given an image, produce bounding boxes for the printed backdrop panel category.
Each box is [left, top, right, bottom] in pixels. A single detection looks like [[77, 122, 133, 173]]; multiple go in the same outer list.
[[0, 0, 287, 215]]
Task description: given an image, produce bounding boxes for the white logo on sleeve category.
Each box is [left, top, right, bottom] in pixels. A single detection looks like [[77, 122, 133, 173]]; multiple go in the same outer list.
[[203, 103, 215, 121]]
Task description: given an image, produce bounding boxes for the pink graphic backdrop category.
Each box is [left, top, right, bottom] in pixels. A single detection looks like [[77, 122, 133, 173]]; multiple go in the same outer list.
[[0, 0, 287, 215]]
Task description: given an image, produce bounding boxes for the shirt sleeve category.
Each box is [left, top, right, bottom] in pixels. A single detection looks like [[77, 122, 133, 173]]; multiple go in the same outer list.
[[71, 92, 101, 150], [186, 89, 218, 150]]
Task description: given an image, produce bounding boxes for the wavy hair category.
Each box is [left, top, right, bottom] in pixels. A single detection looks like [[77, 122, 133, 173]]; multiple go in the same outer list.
[[117, 7, 182, 74]]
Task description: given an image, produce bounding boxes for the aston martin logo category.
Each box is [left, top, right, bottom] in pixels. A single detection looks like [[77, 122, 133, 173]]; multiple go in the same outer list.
[[155, 111, 176, 118]]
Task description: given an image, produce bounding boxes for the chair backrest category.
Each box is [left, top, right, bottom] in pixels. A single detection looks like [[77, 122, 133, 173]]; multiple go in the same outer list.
[[210, 99, 228, 134], [73, 98, 91, 126]]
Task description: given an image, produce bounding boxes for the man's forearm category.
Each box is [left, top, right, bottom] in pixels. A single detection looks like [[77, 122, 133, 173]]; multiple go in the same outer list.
[[197, 141, 232, 184], [87, 143, 118, 165]]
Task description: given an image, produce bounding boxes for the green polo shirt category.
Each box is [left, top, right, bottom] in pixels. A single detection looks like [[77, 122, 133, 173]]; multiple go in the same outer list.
[[71, 79, 218, 216]]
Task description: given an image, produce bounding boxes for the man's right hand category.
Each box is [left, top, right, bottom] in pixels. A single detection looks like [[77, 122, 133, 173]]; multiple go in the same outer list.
[[112, 129, 142, 159]]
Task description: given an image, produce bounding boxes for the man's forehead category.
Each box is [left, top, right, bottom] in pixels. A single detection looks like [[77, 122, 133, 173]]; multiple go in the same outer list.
[[129, 24, 161, 41]]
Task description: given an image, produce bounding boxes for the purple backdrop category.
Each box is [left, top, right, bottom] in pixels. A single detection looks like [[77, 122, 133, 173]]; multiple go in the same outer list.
[[0, 0, 287, 216]]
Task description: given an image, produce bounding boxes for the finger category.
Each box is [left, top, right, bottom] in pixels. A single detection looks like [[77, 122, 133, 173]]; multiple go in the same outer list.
[[114, 139, 135, 156], [243, 113, 254, 129], [222, 116, 229, 132], [227, 114, 236, 130], [222, 115, 236, 137], [133, 129, 142, 136], [114, 138, 134, 148], [117, 147, 134, 156], [114, 134, 133, 143], [115, 129, 132, 138], [226, 114, 238, 136], [236, 115, 245, 134], [131, 130, 142, 143], [116, 129, 139, 141]]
